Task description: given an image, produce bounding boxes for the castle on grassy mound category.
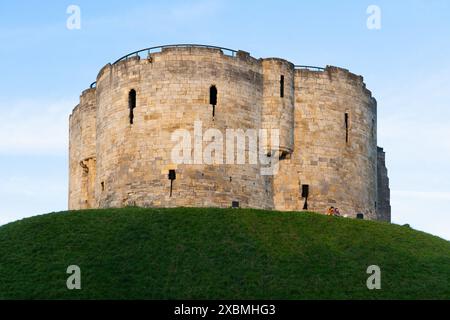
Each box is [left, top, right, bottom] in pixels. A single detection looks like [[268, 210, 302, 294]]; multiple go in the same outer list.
[[69, 44, 390, 221]]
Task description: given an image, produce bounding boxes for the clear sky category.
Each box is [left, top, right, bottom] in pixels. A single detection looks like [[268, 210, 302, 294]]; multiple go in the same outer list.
[[0, 0, 449, 240]]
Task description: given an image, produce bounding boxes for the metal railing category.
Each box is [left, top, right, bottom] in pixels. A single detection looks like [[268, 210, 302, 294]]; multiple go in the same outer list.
[[295, 65, 326, 72], [88, 46, 325, 88], [113, 44, 239, 65]]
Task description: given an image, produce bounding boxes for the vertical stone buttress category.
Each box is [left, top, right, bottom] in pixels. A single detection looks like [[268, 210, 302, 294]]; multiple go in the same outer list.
[[261, 59, 297, 210], [69, 88, 97, 210], [261, 59, 295, 155], [377, 147, 391, 221]]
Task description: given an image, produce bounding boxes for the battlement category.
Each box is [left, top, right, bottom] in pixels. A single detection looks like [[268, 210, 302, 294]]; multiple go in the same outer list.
[[69, 44, 390, 222], [295, 65, 375, 104], [295, 65, 364, 84], [90, 46, 372, 101], [70, 87, 96, 118], [89, 45, 372, 94], [114, 44, 239, 64]]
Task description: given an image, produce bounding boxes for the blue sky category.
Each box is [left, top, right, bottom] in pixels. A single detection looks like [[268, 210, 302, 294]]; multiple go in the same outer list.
[[0, 0, 449, 240]]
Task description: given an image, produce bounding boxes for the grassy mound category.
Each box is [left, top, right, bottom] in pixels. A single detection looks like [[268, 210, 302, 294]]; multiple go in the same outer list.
[[0, 207, 449, 299]]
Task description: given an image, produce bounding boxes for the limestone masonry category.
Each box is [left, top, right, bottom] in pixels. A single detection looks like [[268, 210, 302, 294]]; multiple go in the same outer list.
[[69, 44, 391, 221]]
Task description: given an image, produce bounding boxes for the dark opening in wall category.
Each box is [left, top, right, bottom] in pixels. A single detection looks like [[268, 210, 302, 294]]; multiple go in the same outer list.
[[101, 181, 105, 192], [232, 201, 240, 208], [209, 85, 217, 118], [168, 169, 176, 197], [280, 75, 284, 98], [344, 113, 349, 143], [301, 184, 309, 210], [301, 184, 309, 198], [279, 151, 291, 160], [372, 118, 375, 139], [129, 89, 136, 124], [79, 161, 89, 174], [357, 213, 364, 219]]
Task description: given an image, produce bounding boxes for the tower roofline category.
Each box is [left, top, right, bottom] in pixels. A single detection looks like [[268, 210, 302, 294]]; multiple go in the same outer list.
[[87, 44, 368, 97], [112, 44, 239, 65]]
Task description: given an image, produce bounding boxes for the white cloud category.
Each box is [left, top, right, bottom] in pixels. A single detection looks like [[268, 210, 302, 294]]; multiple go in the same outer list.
[[0, 171, 68, 227], [0, 175, 63, 197], [0, 98, 75, 155]]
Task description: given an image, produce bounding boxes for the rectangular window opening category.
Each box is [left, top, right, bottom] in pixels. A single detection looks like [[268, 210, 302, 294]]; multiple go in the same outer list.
[[129, 89, 137, 125], [168, 170, 176, 197], [345, 113, 349, 143], [372, 118, 375, 139], [301, 184, 309, 198], [210, 85, 217, 118], [280, 75, 285, 98], [301, 184, 309, 210]]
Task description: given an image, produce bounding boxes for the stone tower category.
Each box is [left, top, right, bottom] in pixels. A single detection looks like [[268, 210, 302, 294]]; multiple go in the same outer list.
[[69, 44, 391, 221]]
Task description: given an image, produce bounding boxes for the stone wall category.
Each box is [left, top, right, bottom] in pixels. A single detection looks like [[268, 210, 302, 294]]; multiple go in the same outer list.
[[377, 147, 391, 221], [282, 67, 378, 218], [261, 58, 295, 155], [94, 47, 273, 210], [69, 88, 96, 209], [68, 46, 390, 222]]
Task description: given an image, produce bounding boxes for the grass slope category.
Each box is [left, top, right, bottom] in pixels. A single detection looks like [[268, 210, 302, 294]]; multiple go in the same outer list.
[[0, 207, 449, 300]]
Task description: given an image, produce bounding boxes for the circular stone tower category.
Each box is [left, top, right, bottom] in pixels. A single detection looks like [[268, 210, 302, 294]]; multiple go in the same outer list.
[[293, 67, 378, 219], [69, 45, 389, 221], [93, 46, 273, 209]]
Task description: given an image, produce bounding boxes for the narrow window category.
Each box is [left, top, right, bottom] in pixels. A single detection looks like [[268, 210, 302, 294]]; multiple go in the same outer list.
[[344, 113, 349, 143], [301, 184, 309, 198], [101, 181, 105, 192], [301, 184, 309, 210], [128, 89, 136, 124], [209, 85, 217, 118], [372, 118, 375, 139], [280, 75, 284, 98], [168, 169, 176, 197]]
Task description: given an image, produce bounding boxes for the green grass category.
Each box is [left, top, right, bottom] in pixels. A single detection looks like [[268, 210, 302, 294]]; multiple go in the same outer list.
[[0, 207, 449, 299]]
